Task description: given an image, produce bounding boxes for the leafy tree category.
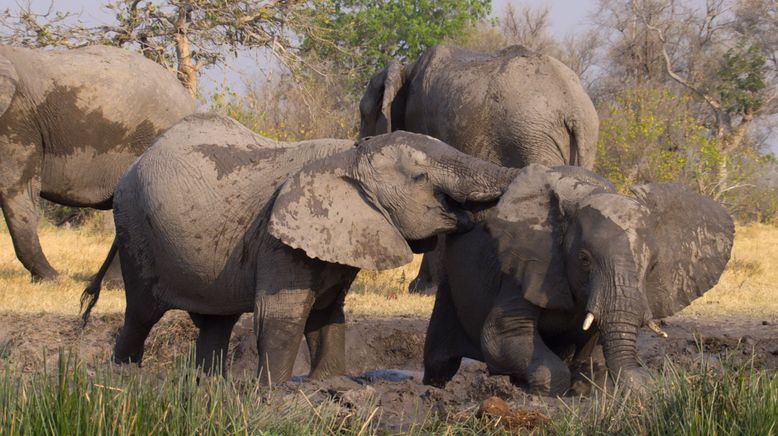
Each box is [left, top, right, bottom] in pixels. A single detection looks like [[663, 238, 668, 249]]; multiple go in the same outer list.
[[716, 43, 767, 118], [301, 0, 491, 87]]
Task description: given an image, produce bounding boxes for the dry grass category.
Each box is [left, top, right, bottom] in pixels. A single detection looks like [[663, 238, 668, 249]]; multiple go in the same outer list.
[[0, 218, 775, 320], [680, 223, 778, 319]]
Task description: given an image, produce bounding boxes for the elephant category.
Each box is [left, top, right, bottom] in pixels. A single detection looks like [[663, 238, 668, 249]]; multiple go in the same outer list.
[[423, 164, 734, 395], [81, 113, 519, 381], [359, 43, 599, 294], [0, 44, 195, 281]]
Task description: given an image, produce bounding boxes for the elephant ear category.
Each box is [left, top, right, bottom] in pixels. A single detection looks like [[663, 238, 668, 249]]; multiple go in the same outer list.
[[268, 156, 413, 271], [359, 61, 405, 137], [631, 183, 734, 318], [484, 164, 574, 311], [0, 54, 18, 118]]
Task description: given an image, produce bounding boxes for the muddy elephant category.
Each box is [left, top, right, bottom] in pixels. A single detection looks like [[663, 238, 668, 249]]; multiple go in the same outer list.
[[423, 164, 734, 395], [0, 44, 195, 281], [359, 43, 599, 293], [82, 113, 519, 382]]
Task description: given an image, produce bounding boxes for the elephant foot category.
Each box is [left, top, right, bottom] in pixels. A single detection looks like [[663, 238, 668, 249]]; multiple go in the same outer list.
[[422, 375, 450, 388], [408, 277, 437, 294], [520, 362, 571, 396], [31, 267, 59, 283]]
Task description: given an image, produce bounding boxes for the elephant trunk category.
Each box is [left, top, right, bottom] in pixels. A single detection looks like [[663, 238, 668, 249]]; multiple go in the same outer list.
[[600, 316, 641, 372], [586, 270, 645, 376], [435, 155, 520, 204]]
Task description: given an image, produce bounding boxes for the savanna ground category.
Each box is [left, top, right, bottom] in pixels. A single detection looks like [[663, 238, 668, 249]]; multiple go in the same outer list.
[[0, 216, 777, 434]]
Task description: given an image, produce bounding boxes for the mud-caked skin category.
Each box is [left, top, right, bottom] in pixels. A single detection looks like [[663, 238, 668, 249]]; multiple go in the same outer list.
[[423, 164, 735, 395], [86, 113, 519, 381], [359, 44, 599, 294], [0, 45, 195, 281]]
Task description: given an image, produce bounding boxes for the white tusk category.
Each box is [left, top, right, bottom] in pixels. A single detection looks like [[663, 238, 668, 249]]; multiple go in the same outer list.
[[647, 319, 668, 338], [582, 312, 595, 331]]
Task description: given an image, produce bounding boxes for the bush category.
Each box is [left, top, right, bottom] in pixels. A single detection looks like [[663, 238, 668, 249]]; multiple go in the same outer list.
[[209, 74, 358, 142], [596, 87, 778, 223]]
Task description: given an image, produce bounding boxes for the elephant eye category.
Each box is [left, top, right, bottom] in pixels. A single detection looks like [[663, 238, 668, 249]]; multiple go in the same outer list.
[[578, 251, 591, 269], [412, 172, 429, 183]]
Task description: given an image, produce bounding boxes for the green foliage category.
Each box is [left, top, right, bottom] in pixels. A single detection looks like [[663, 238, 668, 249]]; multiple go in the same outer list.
[[596, 87, 717, 193], [302, 0, 491, 87], [595, 86, 778, 223], [716, 43, 768, 116]]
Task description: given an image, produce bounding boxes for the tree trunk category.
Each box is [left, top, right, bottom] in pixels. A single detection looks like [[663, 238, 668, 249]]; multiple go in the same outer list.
[[714, 112, 752, 197], [174, 5, 197, 96]]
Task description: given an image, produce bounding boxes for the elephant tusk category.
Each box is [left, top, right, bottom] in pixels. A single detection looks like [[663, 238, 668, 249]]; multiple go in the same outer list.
[[582, 312, 595, 331], [647, 319, 668, 338]]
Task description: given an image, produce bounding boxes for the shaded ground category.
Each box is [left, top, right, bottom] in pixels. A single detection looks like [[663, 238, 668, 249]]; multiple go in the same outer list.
[[0, 310, 776, 430]]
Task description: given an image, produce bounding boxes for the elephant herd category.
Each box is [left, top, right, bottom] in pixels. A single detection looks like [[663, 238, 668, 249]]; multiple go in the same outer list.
[[0, 43, 734, 396]]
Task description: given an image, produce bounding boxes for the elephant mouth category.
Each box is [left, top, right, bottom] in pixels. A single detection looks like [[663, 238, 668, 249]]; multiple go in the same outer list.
[[436, 191, 475, 232]]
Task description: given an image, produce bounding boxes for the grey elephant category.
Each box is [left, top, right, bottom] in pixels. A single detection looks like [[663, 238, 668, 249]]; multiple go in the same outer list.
[[423, 164, 734, 395], [82, 113, 517, 381], [0, 44, 195, 281], [359, 43, 599, 293]]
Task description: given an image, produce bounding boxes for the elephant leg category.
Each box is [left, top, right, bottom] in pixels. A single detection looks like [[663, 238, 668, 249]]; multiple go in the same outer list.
[[113, 250, 166, 365], [189, 312, 241, 375], [254, 288, 315, 385], [113, 300, 166, 364], [304, 290, 347, 380], [0, 181, 57, 281], [423, 276, 479, 387], [481, 289, 570, 395], [409, 237, 443, 294]]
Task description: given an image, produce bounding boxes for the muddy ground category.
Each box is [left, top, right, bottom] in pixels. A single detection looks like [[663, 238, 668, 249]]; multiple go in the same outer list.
[[1, 310, 776, 431]]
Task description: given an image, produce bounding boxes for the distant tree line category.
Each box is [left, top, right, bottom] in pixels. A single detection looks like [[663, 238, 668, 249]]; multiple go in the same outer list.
[[2, 0, 778, 222]]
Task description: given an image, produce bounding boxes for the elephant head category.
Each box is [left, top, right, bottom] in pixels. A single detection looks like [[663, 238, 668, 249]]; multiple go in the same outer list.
[[269, 131, 518, 270], [359, 61, 406, 138], [486, 164, 734, 384]]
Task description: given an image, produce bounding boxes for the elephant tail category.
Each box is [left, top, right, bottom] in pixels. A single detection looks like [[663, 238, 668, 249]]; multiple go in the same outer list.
[[80, 238, 118, 326]]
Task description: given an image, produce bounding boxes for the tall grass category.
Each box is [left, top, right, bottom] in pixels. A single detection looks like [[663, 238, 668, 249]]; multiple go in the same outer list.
[[0, 350, 382, 435], [551, 349, 778, 435], [0, 349, 503, 435], [1, 348, 776, 435]]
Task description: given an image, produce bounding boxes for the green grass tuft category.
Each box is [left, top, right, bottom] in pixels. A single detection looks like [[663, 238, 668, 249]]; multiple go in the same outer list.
[[550, 347, 778, 435]]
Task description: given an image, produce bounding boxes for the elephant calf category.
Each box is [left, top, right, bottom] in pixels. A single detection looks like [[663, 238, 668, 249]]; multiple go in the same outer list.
[[83, 113, 518, 382], [424, 164, 734, 395]]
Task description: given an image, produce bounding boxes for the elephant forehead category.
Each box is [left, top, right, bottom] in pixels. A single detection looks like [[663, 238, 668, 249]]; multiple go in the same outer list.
[[578, 198, 653, 265], [582, 194, 649, 230]]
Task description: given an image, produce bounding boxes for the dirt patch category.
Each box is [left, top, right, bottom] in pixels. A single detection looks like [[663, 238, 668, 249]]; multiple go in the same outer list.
[[1, 311, 776, 430]]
